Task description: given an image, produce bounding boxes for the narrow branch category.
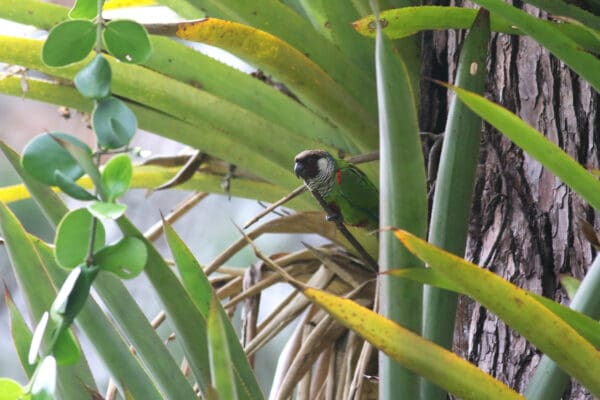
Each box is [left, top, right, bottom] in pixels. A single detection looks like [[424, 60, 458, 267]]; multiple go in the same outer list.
[[243, 185, 306, 229]]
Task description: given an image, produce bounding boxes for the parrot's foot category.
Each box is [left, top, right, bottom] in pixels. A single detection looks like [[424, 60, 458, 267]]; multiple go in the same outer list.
[[326, 213, 343, 224]]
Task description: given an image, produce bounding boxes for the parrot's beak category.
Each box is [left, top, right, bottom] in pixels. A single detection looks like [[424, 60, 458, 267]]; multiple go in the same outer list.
[[294, 162, 304, 178]]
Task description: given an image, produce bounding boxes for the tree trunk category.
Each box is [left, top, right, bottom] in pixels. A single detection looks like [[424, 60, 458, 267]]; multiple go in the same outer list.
[[421, 1, 599, 399]]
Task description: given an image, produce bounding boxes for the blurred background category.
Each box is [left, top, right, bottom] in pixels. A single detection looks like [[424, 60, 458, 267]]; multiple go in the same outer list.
[[0, 1, 324, 394]]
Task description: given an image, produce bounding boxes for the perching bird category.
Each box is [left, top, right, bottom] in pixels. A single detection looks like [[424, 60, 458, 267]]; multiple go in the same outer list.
[[294, 150, 379, 229]]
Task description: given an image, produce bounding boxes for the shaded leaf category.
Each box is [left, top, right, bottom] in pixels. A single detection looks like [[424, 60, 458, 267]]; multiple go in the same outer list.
[[5, 288, 36, 377], [92, 96, 137, 149], [74, 54, 112, 99], [54, 170, 96, 201], [21, 133, 90, 187], [50, 134, 105, 199]]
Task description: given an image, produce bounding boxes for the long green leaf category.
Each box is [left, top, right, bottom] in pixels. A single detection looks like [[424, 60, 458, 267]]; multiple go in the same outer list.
[[522, 0, 600, 30], [444, 83, 600, 213], [207, 298, 239, 400], [298, 0, 374, 75], [525, 254, 600, 400], [423, 9, 490, 400], [374, 3, 428, 398], [5, 288, 36, 378], [34, 240, 167, 400], [117, 217, 213, 392], [470, 0, 600, 92], [388, 268, 600, 349], [0, 0, 357, 153], [158, 0, 378, 116], [1, 141, 194, 399], [146, 18, 377, 151], [0, 200, 96, 399], [0, 77, 314, 206], [302, 286, 524, 400], [163, 221, 264, 400], [395, 229, 600, 396], [352, 6, 600, 54], [0, 36, 327, 189]]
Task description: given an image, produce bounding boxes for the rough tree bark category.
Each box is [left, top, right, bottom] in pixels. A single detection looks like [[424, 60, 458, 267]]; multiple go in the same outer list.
[[420, 1, 599, 399]]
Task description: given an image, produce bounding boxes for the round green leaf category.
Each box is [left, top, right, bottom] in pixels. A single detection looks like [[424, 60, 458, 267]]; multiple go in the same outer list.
[[88, 201, 127, 220], [74, 54, 112, 99], [42, 20, 96, 67], [102, 20, 152, 64], [0, 378, 25, 399], [102, 154, 132, 201], [94, 237, 147, 278], [92, 97, 137, 149], [22, 133, 92, 187], [69, 0, 98, 19], [55, 208, 106, 269]]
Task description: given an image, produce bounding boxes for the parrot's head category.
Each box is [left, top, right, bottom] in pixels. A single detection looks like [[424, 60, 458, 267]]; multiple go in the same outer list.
[[294, 150, 337, 196]]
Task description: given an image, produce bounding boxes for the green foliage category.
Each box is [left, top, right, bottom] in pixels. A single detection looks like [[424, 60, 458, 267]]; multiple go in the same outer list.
[[93, 237, 147, 278], [55, 208, 105, 269], [101, 153, 132, 201], [41, 20, 96, 67], [92, 97, 137, 149], [74, 55, 112, 99], [21, 133, 90, 188], [68, 0, 98, 20], [0, 0, 600, 399], [103, 20, 152, 63]]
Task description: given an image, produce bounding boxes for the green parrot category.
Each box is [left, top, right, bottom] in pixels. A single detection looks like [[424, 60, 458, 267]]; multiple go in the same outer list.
[[294, 150, 379, 229]]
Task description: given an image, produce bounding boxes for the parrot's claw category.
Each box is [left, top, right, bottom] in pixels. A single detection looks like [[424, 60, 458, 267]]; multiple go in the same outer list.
[[326, 213, 343, 224]]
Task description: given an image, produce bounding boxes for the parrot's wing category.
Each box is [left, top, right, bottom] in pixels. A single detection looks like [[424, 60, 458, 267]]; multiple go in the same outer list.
[[337, 164, 379, 224]]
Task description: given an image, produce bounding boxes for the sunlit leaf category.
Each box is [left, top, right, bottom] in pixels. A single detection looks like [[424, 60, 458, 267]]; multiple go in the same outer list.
[[103, 20, 151, 63], [55, 208, 105, 269], [5, 288, 36, 377], [69, 0, 97, 19], [207, 297, 238, 400], [0, 378, 26, 400], [88, 201, 127, 220], [41, 19, 95, 67], [102, 154, 132, 201]]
